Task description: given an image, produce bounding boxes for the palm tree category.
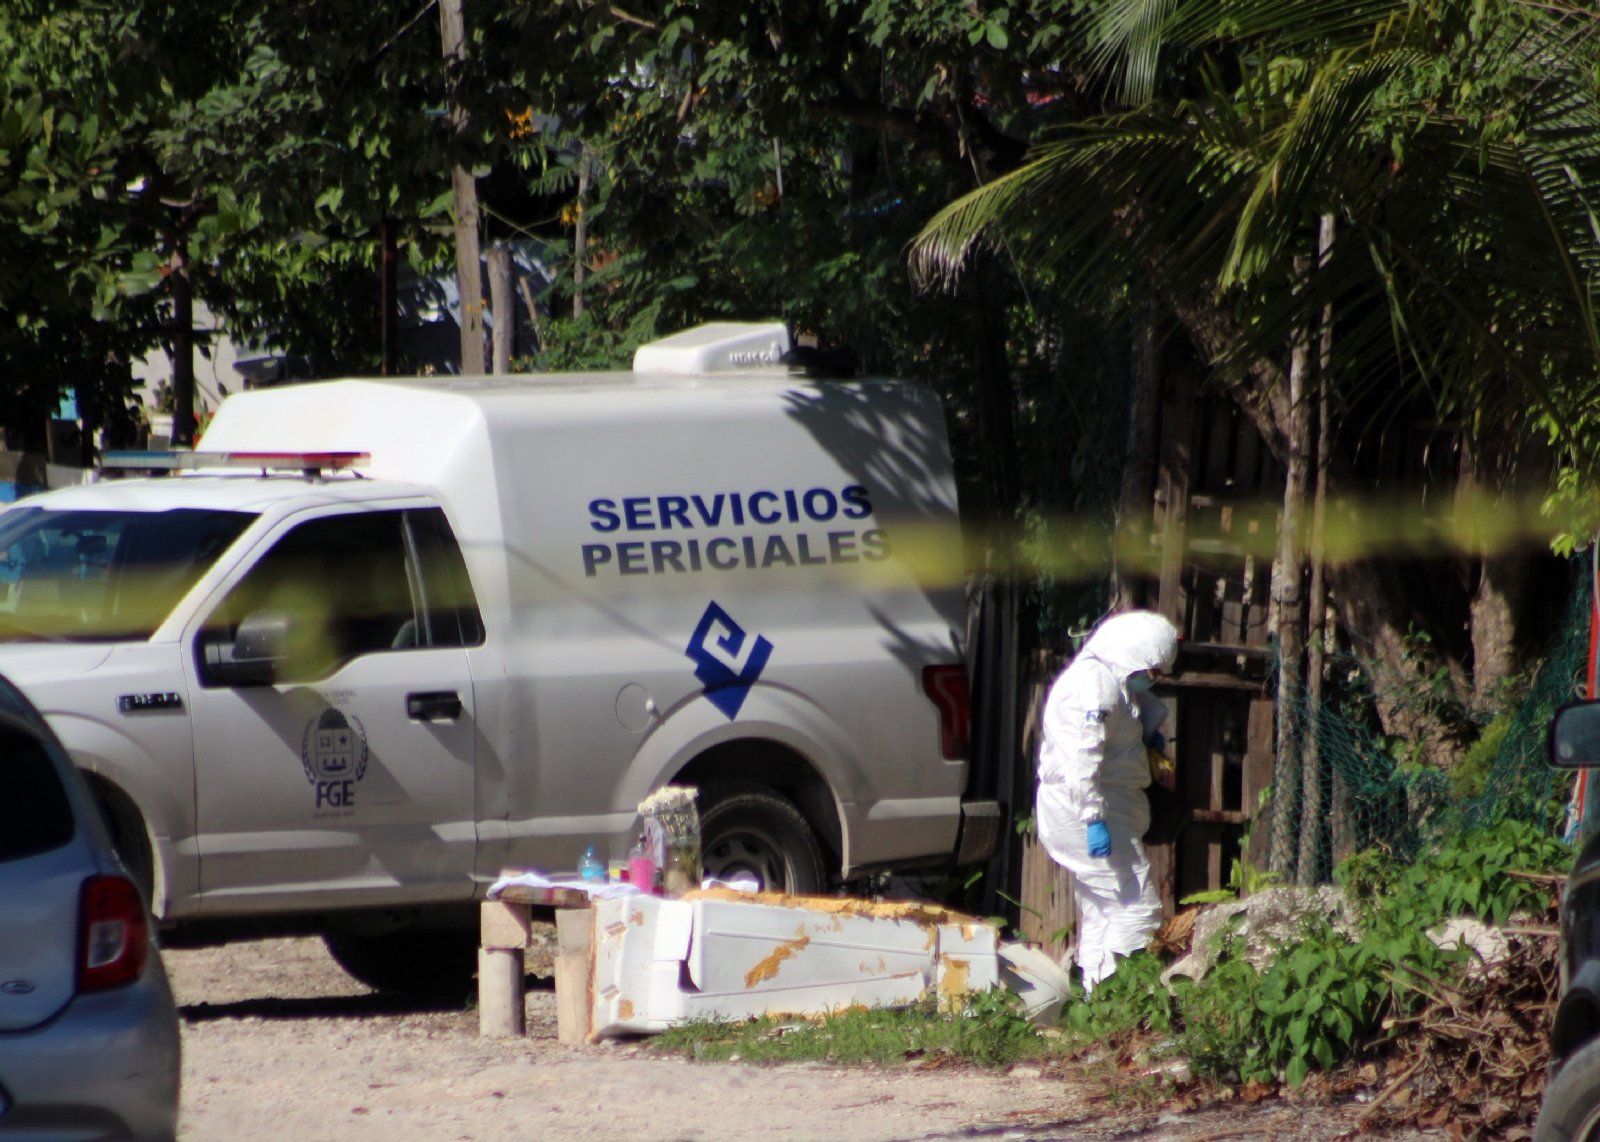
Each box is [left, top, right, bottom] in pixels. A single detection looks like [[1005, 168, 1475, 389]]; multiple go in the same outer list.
[[911, 0, 1600, 874]]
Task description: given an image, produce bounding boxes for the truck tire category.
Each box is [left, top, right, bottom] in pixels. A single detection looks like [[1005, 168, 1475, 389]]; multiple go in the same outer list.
[[323, 928, 477, 1003], [699, 784, 827, 895], [1537, 1035, 1600, 1142]]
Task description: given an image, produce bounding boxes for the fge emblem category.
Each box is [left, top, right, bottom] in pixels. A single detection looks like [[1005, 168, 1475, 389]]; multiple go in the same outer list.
[[301, 707, 369, 809], [686, 601, 773, 720]]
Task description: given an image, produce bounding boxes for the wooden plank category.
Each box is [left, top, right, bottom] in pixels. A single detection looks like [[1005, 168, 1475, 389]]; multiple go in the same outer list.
[[1165, 672, 1268, 692], [481, 900, 532, 950], [1243, 698, 1276, 868], [555, 906, 594, 1045], [1192, 808, 1249, 825], [1209, 748, 1222, 889], [496, 885, 593, 908], [1017, 833, 1075, 960]]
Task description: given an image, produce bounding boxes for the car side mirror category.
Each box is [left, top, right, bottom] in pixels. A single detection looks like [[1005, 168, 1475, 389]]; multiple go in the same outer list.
[[202, 610, 290, 687], [1550, 700, 1600, 767]]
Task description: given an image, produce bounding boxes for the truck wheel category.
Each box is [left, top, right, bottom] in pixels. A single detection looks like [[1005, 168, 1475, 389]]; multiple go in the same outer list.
[[1537, 1035, 1600, 1142], [699, 784, 827, 895], [323, 928, 477, 1003]]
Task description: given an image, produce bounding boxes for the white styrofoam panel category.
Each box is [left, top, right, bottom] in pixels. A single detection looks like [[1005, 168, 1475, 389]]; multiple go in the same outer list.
[[655, 900, 693, 961], [678, 970, 930, 1023], [935, 923, 1000, 1005], [687, 898, 936, 996], [590, 895, 660, 1036]]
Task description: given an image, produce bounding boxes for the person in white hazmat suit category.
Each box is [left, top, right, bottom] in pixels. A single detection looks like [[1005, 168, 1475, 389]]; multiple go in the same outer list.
[[1037, 611, 1179, 992]]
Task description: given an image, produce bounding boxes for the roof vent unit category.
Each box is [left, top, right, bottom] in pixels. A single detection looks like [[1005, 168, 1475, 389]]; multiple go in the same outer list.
[[632, 322, 790, 375]]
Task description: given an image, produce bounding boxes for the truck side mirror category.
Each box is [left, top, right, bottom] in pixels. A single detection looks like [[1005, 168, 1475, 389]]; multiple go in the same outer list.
[[1550, 700, 1600, 767], [202, 610, 290, 687]]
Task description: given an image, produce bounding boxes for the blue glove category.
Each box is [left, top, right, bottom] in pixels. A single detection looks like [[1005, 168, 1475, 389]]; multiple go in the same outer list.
[[1087, 819, 1112, 858], [1146, 731, 1166, 753]]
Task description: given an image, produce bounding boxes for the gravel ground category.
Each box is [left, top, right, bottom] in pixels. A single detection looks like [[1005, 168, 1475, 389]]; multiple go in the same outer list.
[[168, 936, 1439, 1142]]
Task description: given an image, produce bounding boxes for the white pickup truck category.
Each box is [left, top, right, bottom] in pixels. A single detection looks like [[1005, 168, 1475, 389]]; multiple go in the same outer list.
[[0, 323, 984, 994]]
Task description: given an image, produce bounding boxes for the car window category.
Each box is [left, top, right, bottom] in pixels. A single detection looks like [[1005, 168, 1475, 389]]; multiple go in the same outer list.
[[0, 730, 75, 863], [0, 508, 255, 643], [206, 508, 481, 682], [406, 508, 484, 648], [211, 511, 419, 681]]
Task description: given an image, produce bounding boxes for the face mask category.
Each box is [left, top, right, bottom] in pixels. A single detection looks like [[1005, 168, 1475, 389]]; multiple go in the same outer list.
[[1126, 671, 1155, 693]]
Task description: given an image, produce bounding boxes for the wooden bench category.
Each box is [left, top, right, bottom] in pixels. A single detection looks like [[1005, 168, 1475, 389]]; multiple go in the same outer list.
[[479, 885, 592, 1042]]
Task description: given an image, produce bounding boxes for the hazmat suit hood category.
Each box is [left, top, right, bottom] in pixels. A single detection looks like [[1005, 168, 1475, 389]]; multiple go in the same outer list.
[[1079, 612, 1179, 681]]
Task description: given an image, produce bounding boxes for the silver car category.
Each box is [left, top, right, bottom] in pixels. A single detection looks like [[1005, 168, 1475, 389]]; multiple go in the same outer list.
[[0, 675, 179, 1141]]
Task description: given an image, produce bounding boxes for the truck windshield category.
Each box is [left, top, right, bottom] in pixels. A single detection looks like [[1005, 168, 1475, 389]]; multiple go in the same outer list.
[[0, 508, 256, 643]]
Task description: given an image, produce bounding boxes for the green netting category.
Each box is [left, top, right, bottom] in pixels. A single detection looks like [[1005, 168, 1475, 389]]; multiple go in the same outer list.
[[1264, 560, 1591, 883]]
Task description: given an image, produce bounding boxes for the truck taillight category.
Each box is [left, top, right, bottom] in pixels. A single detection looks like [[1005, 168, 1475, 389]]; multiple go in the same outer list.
[[922, 665, 970, 760], [78, 875, 148, 992]]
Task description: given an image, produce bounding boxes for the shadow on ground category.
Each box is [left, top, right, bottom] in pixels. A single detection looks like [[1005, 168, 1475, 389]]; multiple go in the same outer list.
[[179, 974, 553, 1023]]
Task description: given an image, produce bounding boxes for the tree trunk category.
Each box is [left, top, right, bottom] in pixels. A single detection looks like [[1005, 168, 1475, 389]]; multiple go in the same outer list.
[[1113, 308, 1161, 610], [1299, 214, 1335, 884], [1460, 424, 1543, 708], [440, 0, 485, 375], [168, 238, 195, 448], [380, 218, 399, 376], [489, 244, 514, 375], [573, 149, 593, 319], [1270, 254, 1314, 878], [1167, 286, 1462, 755]]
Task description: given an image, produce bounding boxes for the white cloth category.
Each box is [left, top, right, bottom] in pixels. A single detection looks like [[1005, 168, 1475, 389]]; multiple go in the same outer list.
[[486, 870, 642, 900], [1036, 611, 1177, 991]]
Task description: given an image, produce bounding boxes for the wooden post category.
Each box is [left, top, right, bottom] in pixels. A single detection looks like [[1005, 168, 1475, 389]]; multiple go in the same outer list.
[[489, 244, 514, 375], [479, 900, 529, 1038], [439, 0, 484, 374], [555, 907, 593, 1045]]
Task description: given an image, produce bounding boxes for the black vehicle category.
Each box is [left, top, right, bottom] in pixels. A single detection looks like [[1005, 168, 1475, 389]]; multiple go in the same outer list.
[[1537, 701, 1600, 1142]]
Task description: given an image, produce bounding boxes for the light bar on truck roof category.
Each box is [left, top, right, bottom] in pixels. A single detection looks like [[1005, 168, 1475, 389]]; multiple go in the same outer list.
[[101, 451, 370, 475]]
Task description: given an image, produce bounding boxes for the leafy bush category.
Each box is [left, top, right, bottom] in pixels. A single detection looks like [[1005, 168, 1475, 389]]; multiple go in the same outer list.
[[1061, 819, 1569, 1087], [1343, 818, 1569, 928]]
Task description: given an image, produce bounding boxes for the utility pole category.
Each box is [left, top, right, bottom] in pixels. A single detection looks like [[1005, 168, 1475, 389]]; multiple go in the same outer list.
[[440, 0, 485, 374]]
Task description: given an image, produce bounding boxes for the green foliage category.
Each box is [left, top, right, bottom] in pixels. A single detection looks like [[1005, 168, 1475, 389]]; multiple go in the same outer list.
[[1348, 818, 1570, 929], [1059, 951, 1173, 1038], [913, 0, 1600, 503], [1060, 819, 1569, 1088], [652, 990, 1045, 1068], [1452, 711, 1514, 801]]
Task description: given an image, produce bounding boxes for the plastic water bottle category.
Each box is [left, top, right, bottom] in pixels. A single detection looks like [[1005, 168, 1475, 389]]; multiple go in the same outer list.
[[578, 845, 605, 883]]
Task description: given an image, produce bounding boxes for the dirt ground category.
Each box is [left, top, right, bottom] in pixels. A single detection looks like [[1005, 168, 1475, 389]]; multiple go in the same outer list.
[[168, 936, 1442, 1142]]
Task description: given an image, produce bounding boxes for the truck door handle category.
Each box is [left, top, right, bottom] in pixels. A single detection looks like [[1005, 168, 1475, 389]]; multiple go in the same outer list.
[[407, 691, 463, 721]]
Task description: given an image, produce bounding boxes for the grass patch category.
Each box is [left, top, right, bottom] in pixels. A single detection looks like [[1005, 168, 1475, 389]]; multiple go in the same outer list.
[[651, 989, 1049, 1068]]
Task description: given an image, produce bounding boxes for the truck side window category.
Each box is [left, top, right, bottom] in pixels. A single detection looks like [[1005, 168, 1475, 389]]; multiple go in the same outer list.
[[210, 511, 420, 681], [404, 508, 484, 648]]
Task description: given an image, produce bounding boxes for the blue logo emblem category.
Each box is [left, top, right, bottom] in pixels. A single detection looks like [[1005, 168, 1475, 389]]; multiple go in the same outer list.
[[686, 601, 773, 720]]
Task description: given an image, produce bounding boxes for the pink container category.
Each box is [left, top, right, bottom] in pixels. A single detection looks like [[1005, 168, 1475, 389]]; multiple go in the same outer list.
[[629, 856, 656, 895]]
